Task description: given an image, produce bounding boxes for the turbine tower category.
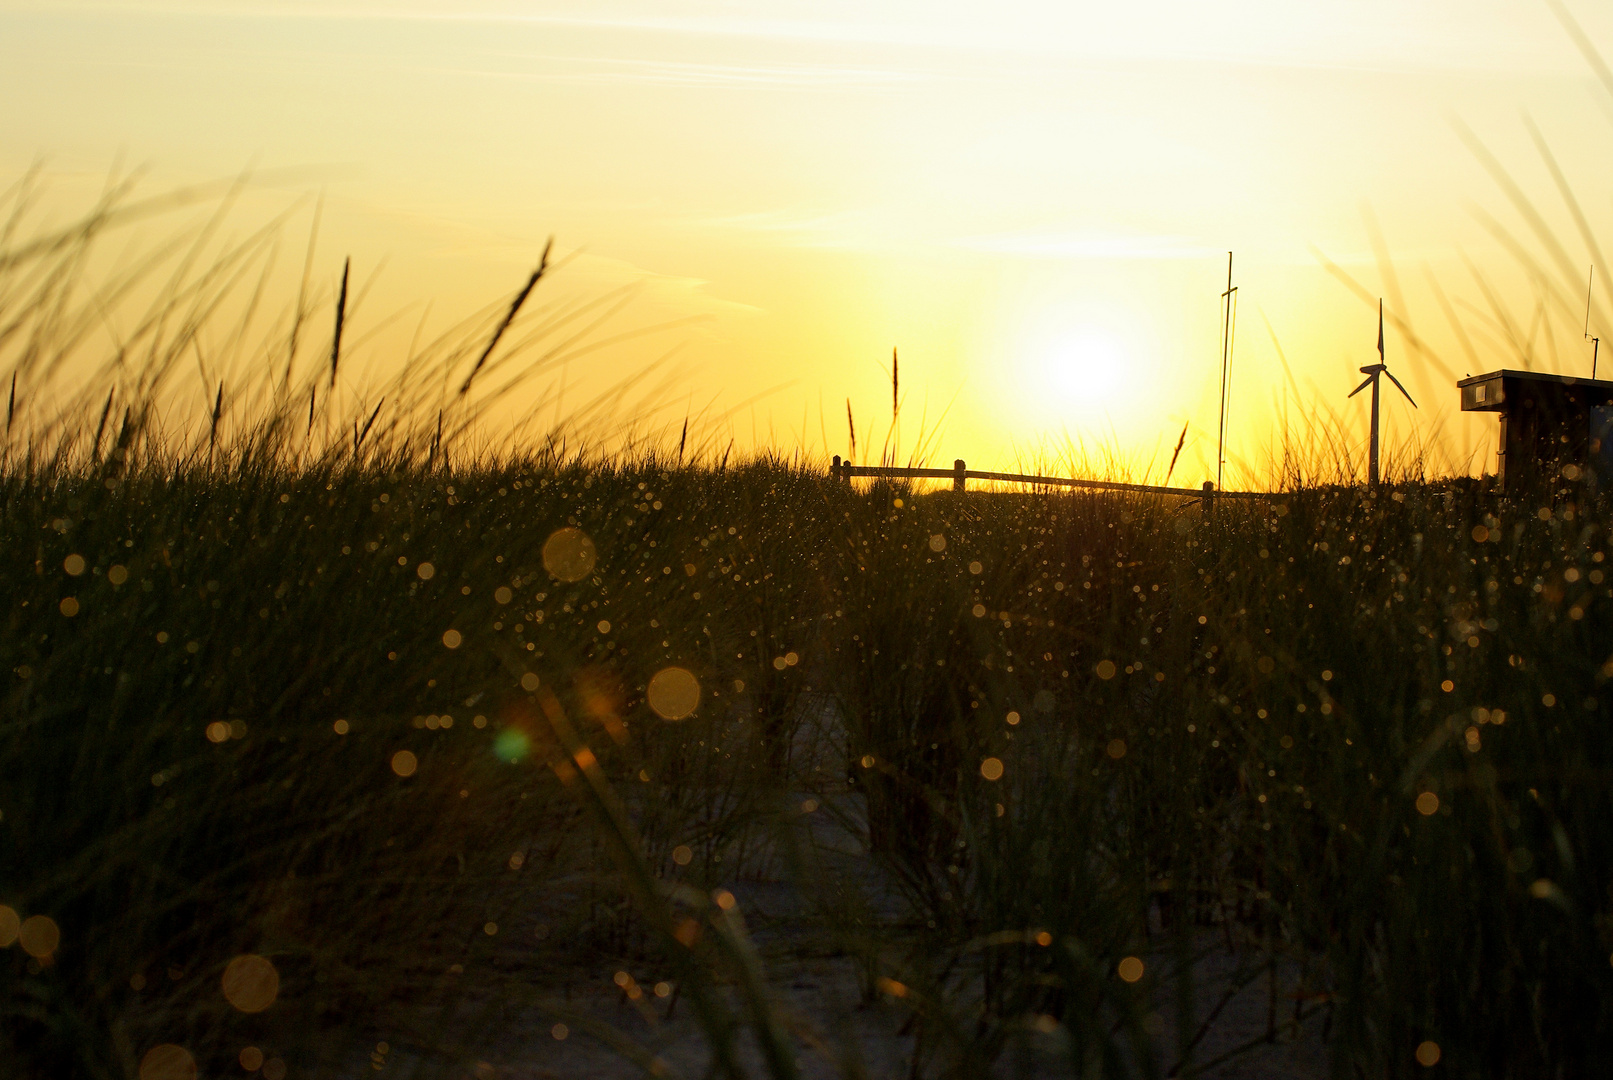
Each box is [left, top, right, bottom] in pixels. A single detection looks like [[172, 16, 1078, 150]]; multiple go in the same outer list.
[[1349, 299, 1417, 486]]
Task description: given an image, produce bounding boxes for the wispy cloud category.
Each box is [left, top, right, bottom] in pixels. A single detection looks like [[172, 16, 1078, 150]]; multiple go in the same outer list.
[[955, 230, 1219, 261], [449, 53, 925, 90]]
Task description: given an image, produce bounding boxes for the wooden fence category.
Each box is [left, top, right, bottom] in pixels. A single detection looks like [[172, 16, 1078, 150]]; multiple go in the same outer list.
[[829, 456, 1272, 503]]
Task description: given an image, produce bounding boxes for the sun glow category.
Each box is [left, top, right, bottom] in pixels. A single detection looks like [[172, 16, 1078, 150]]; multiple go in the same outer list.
[[1036, 329, 1128, 404]]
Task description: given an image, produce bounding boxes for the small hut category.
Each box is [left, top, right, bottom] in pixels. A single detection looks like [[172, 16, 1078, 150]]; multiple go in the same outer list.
[[1458, 369, 1613, 490]]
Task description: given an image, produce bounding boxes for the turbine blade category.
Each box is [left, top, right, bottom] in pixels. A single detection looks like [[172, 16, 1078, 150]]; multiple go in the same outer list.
[[1384, 367, 1418, 408], [1348, 375, 1374, 398]]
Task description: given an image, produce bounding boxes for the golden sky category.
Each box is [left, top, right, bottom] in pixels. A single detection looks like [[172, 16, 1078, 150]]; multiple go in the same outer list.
[[3, 1, 1613, 483]]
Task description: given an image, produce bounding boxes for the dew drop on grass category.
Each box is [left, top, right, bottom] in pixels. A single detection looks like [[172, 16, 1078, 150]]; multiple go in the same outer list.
[[138, 1044, 196, 1080], [221, 955, 279, 1013], [543, 527, 597, 582], [648, 667, 701, 720], [18, 915, 59, 959]]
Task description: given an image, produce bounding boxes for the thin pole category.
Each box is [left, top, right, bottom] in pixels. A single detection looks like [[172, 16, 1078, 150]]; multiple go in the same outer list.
[[1217, 253, 1237, 491], [1369, 369, 1381, 486], [1371, 300, 1384, 486], [1586, 266, 1600, 380]]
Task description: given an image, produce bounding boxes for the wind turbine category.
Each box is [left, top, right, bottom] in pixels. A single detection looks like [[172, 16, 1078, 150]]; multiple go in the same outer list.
[[1348, 299, 1417, 486]]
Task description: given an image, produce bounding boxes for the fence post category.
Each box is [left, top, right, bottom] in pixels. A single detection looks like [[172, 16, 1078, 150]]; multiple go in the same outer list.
[[1202, 480, 1216, 517], [832, 455, 841, 483], [953, 458, 967, 493]]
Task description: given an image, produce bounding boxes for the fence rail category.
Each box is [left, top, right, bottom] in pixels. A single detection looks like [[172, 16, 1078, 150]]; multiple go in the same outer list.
[[829, 456, 1273, 501]]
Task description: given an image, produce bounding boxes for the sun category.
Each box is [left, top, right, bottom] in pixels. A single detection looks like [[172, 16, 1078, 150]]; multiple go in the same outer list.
[[1033, 328, 1129, 408]]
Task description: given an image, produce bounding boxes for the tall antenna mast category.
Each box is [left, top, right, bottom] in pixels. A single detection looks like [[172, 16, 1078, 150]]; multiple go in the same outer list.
[[1216, 252, 1238, 491], [1585, 266, 1600, 379]]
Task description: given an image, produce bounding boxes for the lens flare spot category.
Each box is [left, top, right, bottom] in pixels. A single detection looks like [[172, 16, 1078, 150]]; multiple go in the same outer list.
[[543, 527, 598, 582], [648, 667, 701, 720], [221, 955, 279, 1013], [494, 730, 530, 763], [391, 750, 418, 777]]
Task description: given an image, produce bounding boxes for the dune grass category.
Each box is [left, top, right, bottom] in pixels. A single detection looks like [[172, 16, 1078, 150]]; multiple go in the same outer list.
[[1, 432, 1610, 1078]]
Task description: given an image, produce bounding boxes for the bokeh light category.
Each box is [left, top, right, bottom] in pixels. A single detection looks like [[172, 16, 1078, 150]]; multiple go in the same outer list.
[[1416, 792, 1440, 816], [18, 915, 59, 958], [980, 757, 1004, 781], [0, 905, 18, 947], [442, 629, 462, 649], [647, 667, 701, 720], [1117, 956, 1145, 983], [206, 722, 230, 744], [63, 553, 85, 576], [542, 527, 597, 582], [1416, 1041, 1441, 1067], [239, 1047, 264, 1071], [138, 1045, 196, 1080], [391, 750, 418, 777], [221, 954, 279, 1013]]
